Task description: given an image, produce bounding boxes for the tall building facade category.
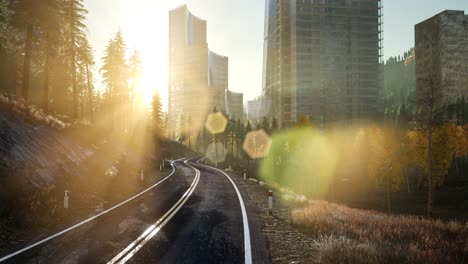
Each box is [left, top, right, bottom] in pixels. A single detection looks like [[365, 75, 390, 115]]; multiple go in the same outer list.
[[263, 0, 383, 127], [169, 5, 244, 138], [415, 10, 468, 102], [247, 96, 269, 124], [226, 91, 244, 120], [208, 50, 229, 112], [169, 5, 209, 138]]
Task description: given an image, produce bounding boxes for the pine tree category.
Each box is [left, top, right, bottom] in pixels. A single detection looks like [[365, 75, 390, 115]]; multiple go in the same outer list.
[[0, 0, 11, 51], [128, 49, 142, 112], [77, 37, 94, 122], [11, 0, 43, 100], [39, 0, 62, 113], [110, 30, 128, 100], [100, 37, 116, 96], [199, 127, 211, 153], [100, 37, 116, 129], [271, 118, 278, 132], [244, 121, 253, 162], [177, 114, 187, 144], [226, 117, 235, 160], [64, 0, 87, 118], [260, 116, 270, 134], [177, 115, 193, 148], [100, 31, 128, 130], [151, 92, 163, 136], [235, 119, 244, 159]]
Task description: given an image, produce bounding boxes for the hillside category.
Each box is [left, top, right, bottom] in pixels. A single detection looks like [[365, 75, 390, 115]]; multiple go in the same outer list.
[[0, 97, 190, 228]]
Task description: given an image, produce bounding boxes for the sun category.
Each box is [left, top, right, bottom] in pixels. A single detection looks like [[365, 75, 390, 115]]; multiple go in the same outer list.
[[139, 85, 154, 108], [121, 0, 171, 110]]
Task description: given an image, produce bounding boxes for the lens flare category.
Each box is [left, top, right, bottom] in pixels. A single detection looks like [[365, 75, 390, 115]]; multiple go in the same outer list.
[[259, 127, 337, 198], [206, 142, 227, 163], [205, 112, 228, 135], [242, 129, 272, 159]]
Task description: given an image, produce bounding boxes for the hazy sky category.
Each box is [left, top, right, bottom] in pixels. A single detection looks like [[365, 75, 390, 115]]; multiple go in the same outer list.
[[85, 0, 468, 110]]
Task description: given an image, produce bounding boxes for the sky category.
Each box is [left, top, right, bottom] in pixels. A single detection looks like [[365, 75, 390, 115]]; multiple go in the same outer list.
[[85, 0, 468, 111]]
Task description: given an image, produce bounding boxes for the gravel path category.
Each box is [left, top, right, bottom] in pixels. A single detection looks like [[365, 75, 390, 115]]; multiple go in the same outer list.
[[228, 171, 317, 264]]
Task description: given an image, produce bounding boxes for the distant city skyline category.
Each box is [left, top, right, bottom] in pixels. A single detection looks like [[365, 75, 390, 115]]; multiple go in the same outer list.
[[85, 0, 468, 111]]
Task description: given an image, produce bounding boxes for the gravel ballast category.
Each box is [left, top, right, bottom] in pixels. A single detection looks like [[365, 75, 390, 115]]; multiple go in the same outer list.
[[228, 170, 317, 264]]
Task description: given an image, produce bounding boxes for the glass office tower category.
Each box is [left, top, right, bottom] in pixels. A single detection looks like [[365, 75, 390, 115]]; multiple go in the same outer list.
[[168, 5, 209, 138], [208, 50, 229, 113], [263, 0, 383, 127]]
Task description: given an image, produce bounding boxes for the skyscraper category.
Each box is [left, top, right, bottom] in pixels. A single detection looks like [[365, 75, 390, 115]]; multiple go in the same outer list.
[[208, 50, 229, 112], [226, 91, 244, 120], [415, 10, 468, 102], [168, 5, 245, 139], [169, 5, 209, 138], [263, 0, 383, 127]]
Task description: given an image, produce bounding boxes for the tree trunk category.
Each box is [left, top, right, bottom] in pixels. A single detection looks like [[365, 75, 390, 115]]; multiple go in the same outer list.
[[427, 128, 434, 218], [79, 86, 84, 119], [404, 166, 411, 193], [22, 24, 33, 101], [71, 53, 78, 118], [86, 64, 94, 123], [127, 81, 134, 131], [131, 80, 135, 114], [464, 154, 467, 179], [71, 0, 78, 119], [418, 167, 423, 192], [42, 43, 50, 113], [386, 174, 392, 213], [231, 133, 234, 160]]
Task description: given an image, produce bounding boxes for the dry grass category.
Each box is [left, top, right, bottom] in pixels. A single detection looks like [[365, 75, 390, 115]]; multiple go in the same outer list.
[[292, 200, 468, 263]]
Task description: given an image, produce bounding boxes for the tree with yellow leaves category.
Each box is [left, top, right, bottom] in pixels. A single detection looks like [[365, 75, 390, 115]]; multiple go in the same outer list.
[[453, 125, 468, 177], [367, 126, 404, 213], [413, 76, 449, 217], [407, 122, 458, 216]]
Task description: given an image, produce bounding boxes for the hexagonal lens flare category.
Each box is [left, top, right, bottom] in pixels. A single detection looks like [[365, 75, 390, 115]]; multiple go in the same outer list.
[[242, 129, 272, 159], [206, 142, 227, 163], [205, 112, 228, 135]]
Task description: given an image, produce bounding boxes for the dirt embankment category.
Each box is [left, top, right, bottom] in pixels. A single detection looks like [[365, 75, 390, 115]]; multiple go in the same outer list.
[[0, 102, 192, 255]]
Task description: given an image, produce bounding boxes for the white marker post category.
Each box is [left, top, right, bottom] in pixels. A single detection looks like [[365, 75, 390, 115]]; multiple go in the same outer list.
[[140, 170, 144, 182], [159, 163, 162, 171], [268, 190, 273, 214], [64, 190, 69, 209], [243, 170, 247, 181]]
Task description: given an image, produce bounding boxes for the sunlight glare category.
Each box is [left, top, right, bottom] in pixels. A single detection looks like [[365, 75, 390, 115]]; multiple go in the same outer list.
[[120, 0, 179, 110]]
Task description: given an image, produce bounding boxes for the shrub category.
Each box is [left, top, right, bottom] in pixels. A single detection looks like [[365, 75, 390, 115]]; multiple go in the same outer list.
[[293, 200, 468, 263], [0, 93, 69, 129], [314, 235, 381, 264]]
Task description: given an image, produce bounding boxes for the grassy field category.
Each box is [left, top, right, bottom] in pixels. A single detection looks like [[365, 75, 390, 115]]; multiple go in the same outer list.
[[292, 200, 468, 264]]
